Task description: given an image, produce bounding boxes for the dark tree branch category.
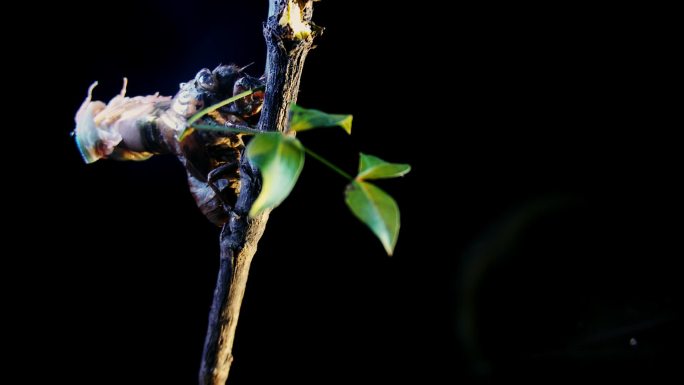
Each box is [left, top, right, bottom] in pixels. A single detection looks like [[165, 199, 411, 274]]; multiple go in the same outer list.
[[199, 1, 320, 384], [258, 0, 319, 133]]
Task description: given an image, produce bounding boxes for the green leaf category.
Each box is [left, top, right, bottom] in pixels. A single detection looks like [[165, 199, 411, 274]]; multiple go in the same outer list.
[[356, 153, 411, 180], [191, 124, 261, 135], [179, 86, 264, 140], [247, 133, 305, 216], [344, 181, 400, 256], [187, 87, 262, 126], [290, 105, 353, 134]]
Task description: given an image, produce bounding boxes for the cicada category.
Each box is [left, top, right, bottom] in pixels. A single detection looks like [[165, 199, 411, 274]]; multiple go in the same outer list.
[[74, 65, 265, 225]]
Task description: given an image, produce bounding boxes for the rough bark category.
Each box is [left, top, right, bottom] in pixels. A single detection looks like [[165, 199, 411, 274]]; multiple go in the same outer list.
[[199, 1, 320, 384], [258, 0, 318, 133]]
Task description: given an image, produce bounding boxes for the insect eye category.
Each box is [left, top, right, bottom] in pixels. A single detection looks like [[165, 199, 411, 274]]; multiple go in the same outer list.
[[195, 69, 216, 91]]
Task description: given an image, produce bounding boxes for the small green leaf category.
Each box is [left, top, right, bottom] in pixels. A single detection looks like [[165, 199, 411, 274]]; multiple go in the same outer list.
[[290, 105, 353, 134], [247, 133, 305, 216], [345, 181, 400, 256], [356, 153, 411, 181]]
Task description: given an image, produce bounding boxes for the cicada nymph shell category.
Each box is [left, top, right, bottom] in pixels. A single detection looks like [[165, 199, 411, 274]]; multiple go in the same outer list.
[[74, 78, 172, 164], [74, 65, 266, 227]]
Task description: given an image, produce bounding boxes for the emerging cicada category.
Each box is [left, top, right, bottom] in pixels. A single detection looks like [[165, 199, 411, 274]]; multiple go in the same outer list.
[[74, 65, 265, 225]]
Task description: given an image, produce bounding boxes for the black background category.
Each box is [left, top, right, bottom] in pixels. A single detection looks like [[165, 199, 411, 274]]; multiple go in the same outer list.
[[12, 1, 682, 383]]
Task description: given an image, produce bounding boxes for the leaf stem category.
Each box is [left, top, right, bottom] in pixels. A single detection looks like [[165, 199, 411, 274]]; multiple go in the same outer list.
[[303, 146, 353, 180]]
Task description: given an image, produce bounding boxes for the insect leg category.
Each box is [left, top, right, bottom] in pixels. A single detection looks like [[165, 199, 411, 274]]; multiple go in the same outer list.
[[207, 162, 240, 212]]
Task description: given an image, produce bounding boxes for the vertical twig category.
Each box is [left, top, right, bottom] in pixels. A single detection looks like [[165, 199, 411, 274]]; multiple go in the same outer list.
[[199, 1, 320, 384]]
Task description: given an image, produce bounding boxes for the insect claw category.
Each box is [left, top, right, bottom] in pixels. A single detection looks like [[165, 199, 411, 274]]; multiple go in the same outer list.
[[239, 62, 255, 73]]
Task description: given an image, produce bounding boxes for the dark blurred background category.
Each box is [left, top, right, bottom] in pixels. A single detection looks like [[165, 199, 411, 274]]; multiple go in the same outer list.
[[11, 1, 681, 383]]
